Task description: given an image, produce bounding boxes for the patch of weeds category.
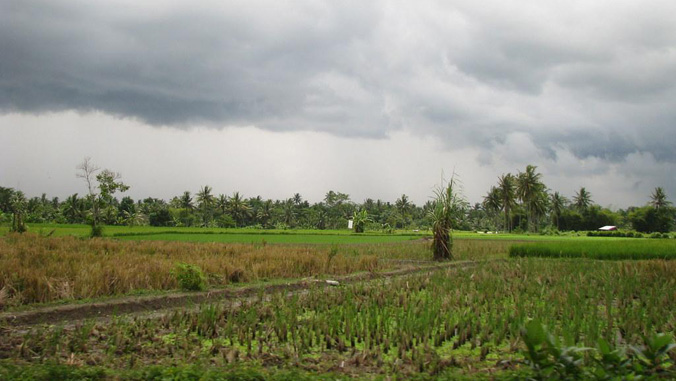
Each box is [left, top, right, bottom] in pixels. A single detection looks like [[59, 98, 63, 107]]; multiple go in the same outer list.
[[173, 263, 207, 291]]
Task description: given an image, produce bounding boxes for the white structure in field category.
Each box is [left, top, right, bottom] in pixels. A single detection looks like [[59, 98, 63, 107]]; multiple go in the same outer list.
[[598, 226, 617, 231], [347, 220, 353, 229]]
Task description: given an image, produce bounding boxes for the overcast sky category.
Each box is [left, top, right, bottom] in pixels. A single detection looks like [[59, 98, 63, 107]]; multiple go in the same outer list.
[[2, 0, 675, 208]]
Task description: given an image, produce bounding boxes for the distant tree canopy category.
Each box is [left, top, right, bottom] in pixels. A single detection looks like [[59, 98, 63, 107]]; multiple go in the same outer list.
[[1, 164, 673, 234]]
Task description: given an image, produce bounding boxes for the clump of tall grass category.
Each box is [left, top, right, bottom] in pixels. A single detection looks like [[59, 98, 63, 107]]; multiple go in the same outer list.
[[509, 240, 676, 260]]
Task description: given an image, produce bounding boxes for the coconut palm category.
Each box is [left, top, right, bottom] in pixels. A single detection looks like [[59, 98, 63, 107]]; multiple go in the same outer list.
[[530, 188, 550, 231], [256, 200, 273, 228], [282, 198, 296, 227], [497, 174, 517, 232], [216, 194, 228, 216], [62, 193, 84, 223], [179, 191, 194, 210], [516, 165, 544, 232], [650, 187, 671, 210], [550, 192, 567, 230], [9, 191, 27, 233], [196, 185, 215, 226], [483, 186, 502, 231], [573, 187, 592, 212], [227, 192, 250, 227]]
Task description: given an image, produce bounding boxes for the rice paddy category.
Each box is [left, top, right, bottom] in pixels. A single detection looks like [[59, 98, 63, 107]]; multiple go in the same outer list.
[[509, 239, 676, 260], [1, 227, 674, 379]]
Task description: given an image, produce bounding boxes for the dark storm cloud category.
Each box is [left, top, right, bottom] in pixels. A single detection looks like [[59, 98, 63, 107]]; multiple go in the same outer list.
[[2, 0, 676, 161]]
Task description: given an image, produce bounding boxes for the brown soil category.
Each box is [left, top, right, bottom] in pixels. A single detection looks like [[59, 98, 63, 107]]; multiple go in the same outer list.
[[0, 260, 478, 327]]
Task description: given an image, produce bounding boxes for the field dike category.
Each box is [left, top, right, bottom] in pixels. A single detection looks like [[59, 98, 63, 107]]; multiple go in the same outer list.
[[0, 260, 480, 327]]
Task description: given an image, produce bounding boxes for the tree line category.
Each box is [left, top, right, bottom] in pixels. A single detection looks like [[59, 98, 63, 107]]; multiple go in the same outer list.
[[1, 162, 674, 235]]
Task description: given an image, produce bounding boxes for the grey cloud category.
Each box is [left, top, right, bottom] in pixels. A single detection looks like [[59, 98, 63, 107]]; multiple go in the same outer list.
[[2, 0, 676, 162]]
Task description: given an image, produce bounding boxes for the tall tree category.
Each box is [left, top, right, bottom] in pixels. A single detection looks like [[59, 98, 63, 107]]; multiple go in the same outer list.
[[292, 193, 303, 206], [282, 198, 296, 227], [497, 174, 517, 232], [256, 199, 273, 228], [216, 194, 228, 216], [62, 193, 84, 224], [227, 192, 250, 227], [573, 187, 592, 213], [516, 165, 544, 232], [483, 186, 502, 231], [9, 190, 27, 233], [77, 157, 129, 237], [196, 185, 215, 227], [549, 192, 567, 230], [650, 187, 671, 210], [395, 194, 412, 227], [179, 191, 194, 210]]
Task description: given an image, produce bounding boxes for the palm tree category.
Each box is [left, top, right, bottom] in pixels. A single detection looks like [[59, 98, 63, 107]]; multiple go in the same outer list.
[[530, 188, 550, 231], [62, 193, 84, 223], [550, 192, 567, 230], [282, 198, 296, 227], [216, 194, 228, 216], [573, 187, 592, 212], [256, 200, 273, 228], [179, 191, 194, 210], [650, 187, 671, 210], [483, 186, 502, 231], [516, 165, 544, 232], [497, 174, 517, 232], [396, 194, 411, 227], [10, 191, 27, 233], [196, 185, 215, 227], [227, 192, 250, 227]]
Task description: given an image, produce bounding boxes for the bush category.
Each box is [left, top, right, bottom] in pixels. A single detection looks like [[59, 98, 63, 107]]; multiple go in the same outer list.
[[521, 320, 676, 379], [90, 224, 104, 238], [586, 230, 642, 238], [173, 263, 207, 291]]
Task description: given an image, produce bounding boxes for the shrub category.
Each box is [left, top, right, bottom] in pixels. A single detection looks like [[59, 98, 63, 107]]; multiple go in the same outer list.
[[173, 263, 207, 291], [521, 320, 676, 379]]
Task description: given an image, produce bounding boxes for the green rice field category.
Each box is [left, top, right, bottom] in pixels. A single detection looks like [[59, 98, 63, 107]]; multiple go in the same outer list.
[[510, 239, 676, 260]]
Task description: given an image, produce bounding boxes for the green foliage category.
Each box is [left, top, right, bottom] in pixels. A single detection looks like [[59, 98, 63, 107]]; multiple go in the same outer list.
[[351, 209, 370, 233], [629, 205, 675, 233], [586, 230, 639, 238], [521, 320, 590, 380], [9, 191, 28, 233], [173, 263, 207, 291], [89, 224, 104, 238], [521, 320, 676, 380], [430, 176, 465, 261]]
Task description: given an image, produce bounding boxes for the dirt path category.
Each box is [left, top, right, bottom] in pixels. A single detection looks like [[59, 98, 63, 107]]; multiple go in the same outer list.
[[1, 260, 481, 327]]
